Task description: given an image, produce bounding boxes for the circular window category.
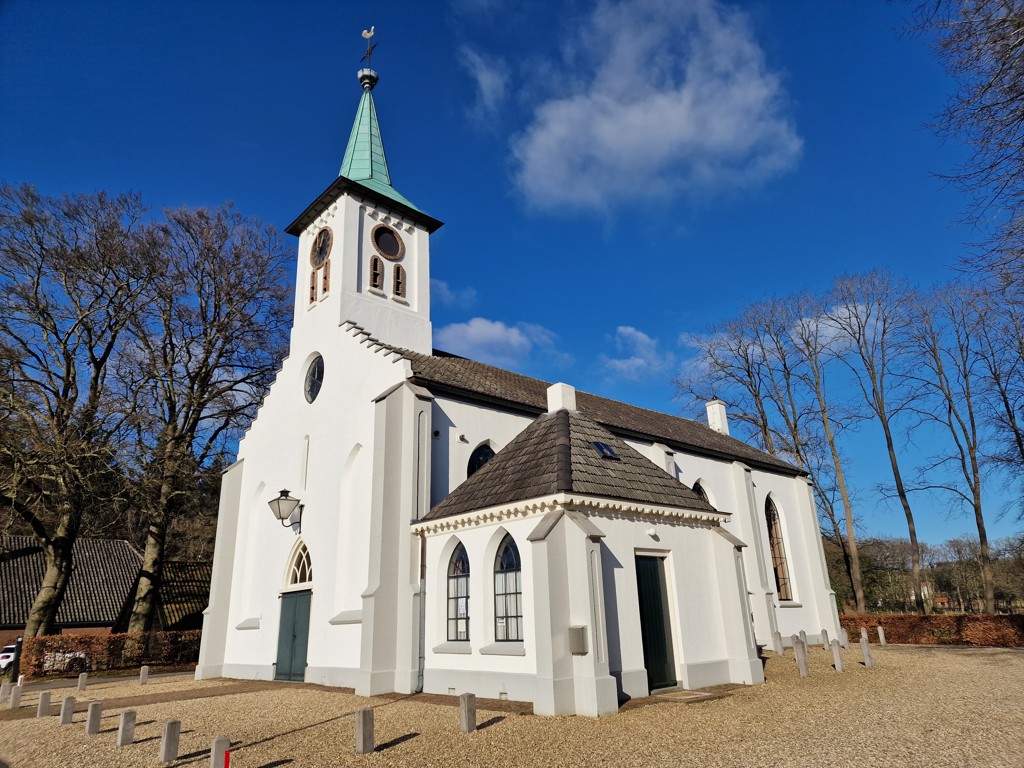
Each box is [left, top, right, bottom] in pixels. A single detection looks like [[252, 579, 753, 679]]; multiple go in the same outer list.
[[371, 224, 405, 261], [310, 228, 332, 269], [304, 355, 324, 403]]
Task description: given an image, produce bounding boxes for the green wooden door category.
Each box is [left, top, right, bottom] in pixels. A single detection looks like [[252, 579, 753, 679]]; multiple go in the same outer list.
[[275, 590, 311, 681], [635, 556, 677, 690]]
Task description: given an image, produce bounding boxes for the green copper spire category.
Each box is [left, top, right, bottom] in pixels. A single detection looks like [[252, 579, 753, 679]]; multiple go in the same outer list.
[[338, 63, 421, 212]]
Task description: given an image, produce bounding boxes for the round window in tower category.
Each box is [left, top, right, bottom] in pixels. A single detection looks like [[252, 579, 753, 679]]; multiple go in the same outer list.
[[371, 224, 405, 261], [304, 355, 324, 403]]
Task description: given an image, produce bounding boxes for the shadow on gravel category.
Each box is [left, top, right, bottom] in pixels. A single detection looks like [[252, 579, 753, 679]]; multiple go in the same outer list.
[[478, 716, 505, 730], [376, 732, 419, 751]]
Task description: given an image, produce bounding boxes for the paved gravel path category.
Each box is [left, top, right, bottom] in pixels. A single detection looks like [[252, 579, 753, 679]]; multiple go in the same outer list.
[[1, 645, 1021, 767]]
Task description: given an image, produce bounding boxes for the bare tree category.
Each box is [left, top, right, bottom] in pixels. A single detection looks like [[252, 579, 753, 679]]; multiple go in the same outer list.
[[0, 184, 153, 636], [908, 284, 996, 612], [121, 205, 291, 632], [825, 271, 931, 614]]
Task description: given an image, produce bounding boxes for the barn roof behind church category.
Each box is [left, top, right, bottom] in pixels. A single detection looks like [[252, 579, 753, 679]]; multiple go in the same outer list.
[[401, 349, 800, 476], [424, 408, 720, 521]]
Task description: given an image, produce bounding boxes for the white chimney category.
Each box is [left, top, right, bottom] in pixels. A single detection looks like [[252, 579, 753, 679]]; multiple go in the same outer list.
[[547, 382, 577, 413], [706, 399, 729, 435]]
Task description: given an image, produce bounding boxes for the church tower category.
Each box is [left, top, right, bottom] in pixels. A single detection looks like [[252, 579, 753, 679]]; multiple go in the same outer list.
[[284, 56, 442, 355]]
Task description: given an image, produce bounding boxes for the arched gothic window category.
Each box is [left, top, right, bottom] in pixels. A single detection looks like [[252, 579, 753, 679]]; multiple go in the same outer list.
[[692, 481, 709, 504], [370, 256, 384, 291], [447, 544, 470, 641], [288, 542, 313, 586], [308, 271, 317, 305], [494, 535, 522, 641], [393, 264, 406, 297], [321, 258, 331, 294], [765, 498, 792, 601], [467, 444, 495, 478]]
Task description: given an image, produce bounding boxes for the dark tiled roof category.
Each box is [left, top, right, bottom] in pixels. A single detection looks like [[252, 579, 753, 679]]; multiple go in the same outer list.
[[403, 350, 799, 476], [425, 409, 719, 521], [156, 561, 212, 630], [0, 536, 143, 628]]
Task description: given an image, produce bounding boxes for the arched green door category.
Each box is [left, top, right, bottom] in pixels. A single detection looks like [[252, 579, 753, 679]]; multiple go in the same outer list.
[[275, 590, 311, 681]]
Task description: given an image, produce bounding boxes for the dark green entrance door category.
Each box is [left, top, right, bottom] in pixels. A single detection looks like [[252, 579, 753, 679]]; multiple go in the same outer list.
[[635, 556, 677, 690], [275, 590, 311, 681]]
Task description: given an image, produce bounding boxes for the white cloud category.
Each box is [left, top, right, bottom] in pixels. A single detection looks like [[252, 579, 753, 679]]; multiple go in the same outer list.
[[431, 278, 478, 308], [458, 46, 509, 121], [435, 317, 559, 368], [601, 326, 673, 382], [512, 0, 801, 211]]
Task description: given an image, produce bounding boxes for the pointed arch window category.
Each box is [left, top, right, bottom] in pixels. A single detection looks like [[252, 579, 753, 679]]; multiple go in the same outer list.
[[369, 256, 384, 291], [309, 271, 317, 304], [321, 257, 331, 294], [467, 444, 495, 478], [494, 535, 522, 641], [288, 542, 313, 586], [393, 264, 406, 298], [692, 481, 709, 504], [447, 544, 470, 641], [765, 498, 792, 601]]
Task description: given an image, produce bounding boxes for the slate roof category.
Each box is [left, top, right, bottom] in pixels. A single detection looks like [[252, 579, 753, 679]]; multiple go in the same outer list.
[[0, 536, 143, 628], [425, 408, 720, 521], [402, 350, 799, 476], [113, 561, 212, 632]]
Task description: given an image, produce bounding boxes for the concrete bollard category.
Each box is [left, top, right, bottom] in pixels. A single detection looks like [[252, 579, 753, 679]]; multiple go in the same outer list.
[[140, 665, 149, 685], [799, 629, 807, 647], [771, 630, 783, 655], [839, 627, 849, 649], [17, 674, 24, 686], [861, 635, 875, 668], [860, 626, 869, 644], [354, 708, 374, 755], [211, 735, 230, 767], [877, 625, 887, 645], [160, 720, 181, 762], [78, 672, 88, 691], [37, 690, 51, 717], [821, 628, 830, 651], [86, 701, 102, 734], [118, 710, 137, 747], [0, 681, 9, 704], [831, 639, 844, 672], [8, 685, 21, 709], [459, 693, 477, 733], [794, 639, 810, 677], [60, 696, 76, 725]]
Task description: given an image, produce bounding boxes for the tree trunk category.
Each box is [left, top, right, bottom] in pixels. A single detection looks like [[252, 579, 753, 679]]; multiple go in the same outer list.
[[126, 474, 173, 633], [23, 539, 74, 637]]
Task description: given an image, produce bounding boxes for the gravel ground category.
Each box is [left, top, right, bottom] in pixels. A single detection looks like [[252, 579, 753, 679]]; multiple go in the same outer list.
[[1, 645, 1022, 767]]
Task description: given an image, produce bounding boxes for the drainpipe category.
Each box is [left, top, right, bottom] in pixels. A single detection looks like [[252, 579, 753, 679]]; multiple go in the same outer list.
[[416, 531, 427, 693]]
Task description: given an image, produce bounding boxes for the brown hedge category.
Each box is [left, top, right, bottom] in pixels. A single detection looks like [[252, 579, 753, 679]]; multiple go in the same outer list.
[[19, 630, 201, 680], [839, 614, 1024, 647]]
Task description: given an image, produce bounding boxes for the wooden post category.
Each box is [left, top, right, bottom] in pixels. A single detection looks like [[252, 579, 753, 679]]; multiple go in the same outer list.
[[861, 635, 874, 669], [355, 708, 374, 755], [160, 720, 181, 762], [211, 735, 230, 767], [60, 696, 76, 725], [820, 628, 830, 651], [877, 625, 887, 645], [85, 701, 102, 734], [831, 639, 844, 672], [771, 630, 783, 655], [117, 710, 137, 747], [459, 693, 477, 733], [795, 639, 810, 677], [36, 691, 51, 717]]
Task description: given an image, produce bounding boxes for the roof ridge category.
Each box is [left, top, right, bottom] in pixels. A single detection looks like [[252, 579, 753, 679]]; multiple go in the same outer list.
[[554, 409, 572, 493]]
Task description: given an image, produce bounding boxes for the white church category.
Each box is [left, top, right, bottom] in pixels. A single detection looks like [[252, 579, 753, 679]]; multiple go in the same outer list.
[[196, 59, 841, 717]]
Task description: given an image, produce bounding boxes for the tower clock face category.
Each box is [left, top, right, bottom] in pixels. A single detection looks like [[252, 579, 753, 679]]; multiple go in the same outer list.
[[310, 228, 332, 269], [371, 224, 405, 261]]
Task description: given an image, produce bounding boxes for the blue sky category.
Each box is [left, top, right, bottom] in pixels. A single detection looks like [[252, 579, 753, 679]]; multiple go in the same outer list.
[[2, 0, 1018, 544]]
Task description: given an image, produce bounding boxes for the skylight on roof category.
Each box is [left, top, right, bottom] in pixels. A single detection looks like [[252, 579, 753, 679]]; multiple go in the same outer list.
[[593, 442, 619, 460]]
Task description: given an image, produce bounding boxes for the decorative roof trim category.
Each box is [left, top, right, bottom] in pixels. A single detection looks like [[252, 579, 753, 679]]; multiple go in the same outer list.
[[410, 492, 729, 536], [285, 176, 443, 237]]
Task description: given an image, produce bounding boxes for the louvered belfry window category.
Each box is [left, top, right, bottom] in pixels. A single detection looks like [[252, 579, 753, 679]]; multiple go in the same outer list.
[[494, 535, 522, 641], [393, 264, 406, 297], [370, 256, 384, 290], [447, 544, 470, 641], [765, 498, 792, 601]]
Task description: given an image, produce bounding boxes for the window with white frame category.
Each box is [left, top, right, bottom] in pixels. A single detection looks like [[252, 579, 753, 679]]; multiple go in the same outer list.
[[494, 535, 522, 641], [288, 542, 313, 586], [766, 497, 792, 601], [447, 544, 470, 641]]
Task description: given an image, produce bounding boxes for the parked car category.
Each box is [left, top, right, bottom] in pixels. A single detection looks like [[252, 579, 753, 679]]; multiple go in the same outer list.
[[0, 644, 15, 671]]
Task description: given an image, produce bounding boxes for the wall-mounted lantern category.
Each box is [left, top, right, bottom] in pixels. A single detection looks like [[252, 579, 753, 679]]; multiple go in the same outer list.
[[268, 488, 303, 531]]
